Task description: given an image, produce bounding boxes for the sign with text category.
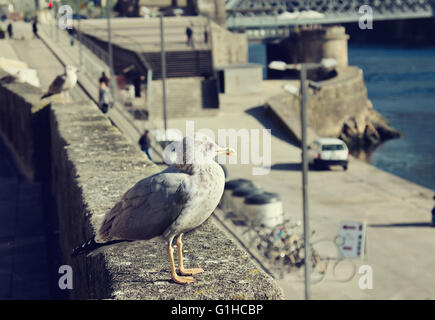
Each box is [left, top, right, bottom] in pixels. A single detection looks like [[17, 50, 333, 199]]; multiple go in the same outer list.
[[337, 221, 366, 259]]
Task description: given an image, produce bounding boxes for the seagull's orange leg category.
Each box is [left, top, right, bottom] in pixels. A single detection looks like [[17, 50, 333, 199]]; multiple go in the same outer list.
[[167, 242, 195, 284], [177, 234, 204, 276]]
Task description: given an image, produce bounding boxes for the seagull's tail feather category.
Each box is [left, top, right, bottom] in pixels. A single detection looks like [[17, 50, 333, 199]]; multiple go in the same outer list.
[[72, 238, 130, 257], [41, 92, 53, 100]]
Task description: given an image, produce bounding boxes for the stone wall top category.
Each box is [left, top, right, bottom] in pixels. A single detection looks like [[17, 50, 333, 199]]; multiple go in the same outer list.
[[49, 101, 284, 299]]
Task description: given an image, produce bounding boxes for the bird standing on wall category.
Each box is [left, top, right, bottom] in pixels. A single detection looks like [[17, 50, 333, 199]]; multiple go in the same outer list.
[[73, 133, 235, 284], [41, 65, 78, 102]]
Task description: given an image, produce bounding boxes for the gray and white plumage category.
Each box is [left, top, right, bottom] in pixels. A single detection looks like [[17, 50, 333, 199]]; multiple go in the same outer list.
[[41, 65, 78, 100], [73, 133, 234, 283]]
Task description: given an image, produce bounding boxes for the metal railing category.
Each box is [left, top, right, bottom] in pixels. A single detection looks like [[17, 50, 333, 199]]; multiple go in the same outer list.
[[40, 21, 165, 161]]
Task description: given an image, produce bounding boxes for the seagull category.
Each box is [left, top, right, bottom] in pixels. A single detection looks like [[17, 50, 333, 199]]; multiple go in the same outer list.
[[73, 133, 235, 284], [0, 73, 19, 84], [41, 65, 78, 102], [0, 67, 40, 87]]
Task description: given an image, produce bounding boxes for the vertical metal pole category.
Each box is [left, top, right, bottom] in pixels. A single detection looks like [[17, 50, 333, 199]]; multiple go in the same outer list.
[[50, 4, 54, 38], [160, 14, 168, 142], [300, 63, 311, 300], [107, 0, 116, 101], [55, 1, 59, 42], [146, 69, 152, 109], [78, 2, 83, 67]]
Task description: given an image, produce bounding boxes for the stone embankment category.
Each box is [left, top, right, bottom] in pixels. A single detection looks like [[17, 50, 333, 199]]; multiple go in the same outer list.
[[266, 66, 400, 150]]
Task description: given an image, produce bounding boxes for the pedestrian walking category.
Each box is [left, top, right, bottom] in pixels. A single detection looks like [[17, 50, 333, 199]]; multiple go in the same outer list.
[[98, 81, 112, 114], [186, 24, 194, 48], [432, 195, 435, 227], [99, 71, 110, 86], [32, 17, 38, 38], [139, 130, 153, 161], [7, 23, 12, 39], [67, 27, 76, 46]]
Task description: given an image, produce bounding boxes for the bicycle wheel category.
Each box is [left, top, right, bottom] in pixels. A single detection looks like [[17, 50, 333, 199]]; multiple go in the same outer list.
[[297, 253, 328, 284], [333, 258, 357, 282]]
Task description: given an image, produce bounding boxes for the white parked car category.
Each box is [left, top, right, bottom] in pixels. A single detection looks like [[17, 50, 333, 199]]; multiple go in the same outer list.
[[307, 138, 349, 170]]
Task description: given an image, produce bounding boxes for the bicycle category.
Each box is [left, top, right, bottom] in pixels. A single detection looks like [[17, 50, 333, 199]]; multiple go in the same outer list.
[[295, 237, 357, 284]]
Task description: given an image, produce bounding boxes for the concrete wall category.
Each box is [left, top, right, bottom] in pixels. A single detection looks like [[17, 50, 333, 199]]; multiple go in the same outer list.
[[266, 66, 371, 142], [211, 21, 248, 68], [0, 73, 48, 181], [0, 80, 284, 300], [304, 66, 368, 137], [217, 64, 263, 95], [298, 27, 349, 67], [149, 77, 218, 119]]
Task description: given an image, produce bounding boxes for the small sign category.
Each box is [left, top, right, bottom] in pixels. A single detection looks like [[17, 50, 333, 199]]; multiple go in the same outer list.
[[337, 221, 366, 259]]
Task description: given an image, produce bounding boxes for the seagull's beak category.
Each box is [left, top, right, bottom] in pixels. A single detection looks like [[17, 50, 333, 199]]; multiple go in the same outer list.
[[216, 146, 235, 156]]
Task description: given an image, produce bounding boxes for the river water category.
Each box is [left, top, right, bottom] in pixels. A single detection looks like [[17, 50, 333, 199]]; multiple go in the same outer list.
[[249, 44, 435, 190]]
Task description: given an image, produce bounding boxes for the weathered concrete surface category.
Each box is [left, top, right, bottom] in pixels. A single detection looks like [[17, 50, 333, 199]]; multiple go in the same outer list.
[[0, 70, 48, 181], [216, 63, 263, 94], [149, 77, 219, 119], [211, 21, 248, 67], [49, 102, 284, 299], [298, 26, 350, 67]]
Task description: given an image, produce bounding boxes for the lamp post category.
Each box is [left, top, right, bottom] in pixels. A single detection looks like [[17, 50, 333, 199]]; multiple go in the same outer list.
[[160, 13, 168, 143], [76, 0, 83, 67], [106, 0, 115, 101], [268, 58, 337, 300], [54, 0, 59, 42]]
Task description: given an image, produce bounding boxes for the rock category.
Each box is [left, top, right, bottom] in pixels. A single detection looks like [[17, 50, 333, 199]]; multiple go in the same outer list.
[[364, 121, 381, 144], [367, 109, 402, 140]]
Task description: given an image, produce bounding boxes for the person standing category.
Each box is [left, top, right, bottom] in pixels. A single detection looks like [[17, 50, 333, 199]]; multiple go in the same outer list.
[[98, 81, 112, 114], [99, 71, 110, 86], [204, 26, 208, 44], [67, 27, 76, 46], [32, 17, 38, 38], [139, 130, 153, 161], [7, 23, 13, 39], [186, 24, 193, 48]]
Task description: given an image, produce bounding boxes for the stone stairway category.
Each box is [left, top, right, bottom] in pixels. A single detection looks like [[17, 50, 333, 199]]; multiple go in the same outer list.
[[144, 50, 213, 79]]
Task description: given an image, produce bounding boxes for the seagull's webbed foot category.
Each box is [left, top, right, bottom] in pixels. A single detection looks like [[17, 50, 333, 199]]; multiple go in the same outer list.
[[167, 241, 195, 284], [177, 234, 205, 276], [179, 267, 205, 276]]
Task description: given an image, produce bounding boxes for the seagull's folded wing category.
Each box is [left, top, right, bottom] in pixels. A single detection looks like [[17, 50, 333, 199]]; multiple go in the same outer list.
[[97, 169, 190, 242], [48, 74, 66, 95]]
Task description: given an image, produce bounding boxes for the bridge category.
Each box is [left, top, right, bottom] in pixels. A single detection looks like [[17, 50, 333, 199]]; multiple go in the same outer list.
[[226, 0, 435, 39]]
